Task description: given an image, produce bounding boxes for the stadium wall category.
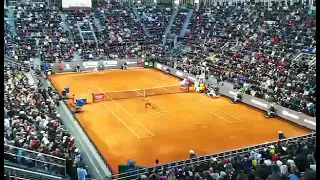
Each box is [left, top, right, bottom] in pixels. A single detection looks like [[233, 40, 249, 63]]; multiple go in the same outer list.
[[48, 59, 143, 73]]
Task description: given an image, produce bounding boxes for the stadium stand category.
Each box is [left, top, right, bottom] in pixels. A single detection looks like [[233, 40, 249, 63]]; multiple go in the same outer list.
[[163, 2, 317, 117], [4, 61, 87, 179], [4, 0, 316, 179], [114, 133, 316, 180]]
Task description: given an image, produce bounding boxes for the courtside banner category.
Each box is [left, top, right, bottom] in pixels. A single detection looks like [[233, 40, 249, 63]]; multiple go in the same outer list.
[[103, 61, 118, 67], [156, 63, 162, 70], [153, 62, 316, 131], [83, 61, 99, 69], [93, 93, 105, 102], [50, 59, 144, 72], [143, 60, 154, 68], [137, 59, 143, 67]]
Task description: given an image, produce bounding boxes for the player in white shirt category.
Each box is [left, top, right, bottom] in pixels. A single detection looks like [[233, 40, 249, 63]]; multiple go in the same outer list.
[[93, 66, 99, 73]]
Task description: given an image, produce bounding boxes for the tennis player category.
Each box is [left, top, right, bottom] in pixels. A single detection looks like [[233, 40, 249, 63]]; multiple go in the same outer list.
[[144, 96, 155, 109], [93, 66, 99, 73], [207, 89, 219, 98]]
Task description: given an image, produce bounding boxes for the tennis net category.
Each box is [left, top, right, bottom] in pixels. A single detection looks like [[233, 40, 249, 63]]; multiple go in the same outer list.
[[92, 85, 190, 102]]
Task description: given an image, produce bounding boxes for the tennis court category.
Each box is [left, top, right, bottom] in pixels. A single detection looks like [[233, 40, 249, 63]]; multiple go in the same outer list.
[[49, 68, 310, 173]]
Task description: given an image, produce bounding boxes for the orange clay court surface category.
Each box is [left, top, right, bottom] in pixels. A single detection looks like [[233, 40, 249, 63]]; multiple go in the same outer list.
[[49, 68, 310, 173]]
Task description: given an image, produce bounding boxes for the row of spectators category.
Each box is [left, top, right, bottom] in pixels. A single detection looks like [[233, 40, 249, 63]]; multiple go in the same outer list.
[[137, 134, 316, 180], [4, 62, 88, 179]]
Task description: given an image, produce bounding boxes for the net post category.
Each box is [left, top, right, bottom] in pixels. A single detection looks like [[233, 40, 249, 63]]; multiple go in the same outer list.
[[143, 89, 146, 97], [92, 93, 95, 103]]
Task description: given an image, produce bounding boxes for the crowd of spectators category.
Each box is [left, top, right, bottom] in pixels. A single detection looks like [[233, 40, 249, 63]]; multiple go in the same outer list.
[[4, 1, 317, 179], [163, 2, 316, 117], [8, 1, 169, 63], [65, 8, 99, 60], [94, 1, 148, 59], [140, 6, 172, 42], [14, 4, 73, 63], [136, 134, 316, 180], [3, 62, 88, 179]]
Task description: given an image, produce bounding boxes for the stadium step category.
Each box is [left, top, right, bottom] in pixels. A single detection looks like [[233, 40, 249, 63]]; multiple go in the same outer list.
[[132, 8, 151, 37], [164, 42, 190, 57], [179, 8, 193, 37], [72, 51, 82, 61], [93, 14, 104, 32], [60, 12, 74, 40], [5, 7, 17, 36], [164, 8, 178, 38]]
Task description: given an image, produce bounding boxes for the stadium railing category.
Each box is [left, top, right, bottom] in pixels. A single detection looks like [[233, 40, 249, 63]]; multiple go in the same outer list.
[[4, 144, 67, 178], [4, 165, 69, 180], [109, 133, 316, 180]]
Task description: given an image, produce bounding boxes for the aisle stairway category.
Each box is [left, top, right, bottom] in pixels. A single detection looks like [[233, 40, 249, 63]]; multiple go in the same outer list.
[[93, 15, 104, 32], [164, 42, 191, 57], [133, 7, 151, 37], [60, 12, 74, 40], [179, 8, 193, 37], [5, 7, 17, 36], [164, 8, 178, 37]]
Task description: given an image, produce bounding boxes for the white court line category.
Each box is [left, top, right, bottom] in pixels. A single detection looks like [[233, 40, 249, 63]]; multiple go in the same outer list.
[[203, 109, 235, 124], [65, 86, 107, 178], [132, 111, 167, 117], [145, 96, 168, 112], [174, 106, 234, 124], [110, 111, 140, 138], [83, 86, 95, 95], [82, 84, 141, 138], [174, 107, 201, 111], [200, 100, 241, 122], [89, 82, 155, 137], [150, 78, 241, 123], [140, 77, 234, 124], [138, 77, 180, 112], [139, 135, 155, 139]]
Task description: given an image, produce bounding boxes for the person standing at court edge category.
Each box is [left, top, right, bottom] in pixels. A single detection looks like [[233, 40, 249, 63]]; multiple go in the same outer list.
[[77, 165, 87, 180]]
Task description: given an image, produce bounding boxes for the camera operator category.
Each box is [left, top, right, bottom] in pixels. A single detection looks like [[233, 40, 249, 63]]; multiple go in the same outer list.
[[98, 64, 103, 71], [230, 92, 242, 104], [265, 104, 276, 118], [278, 131, 286, 140], [164, 68, 170, 75], [121, 62, 128, 70], [206, 84, 219, 98], [76, 64, 80, 73]]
